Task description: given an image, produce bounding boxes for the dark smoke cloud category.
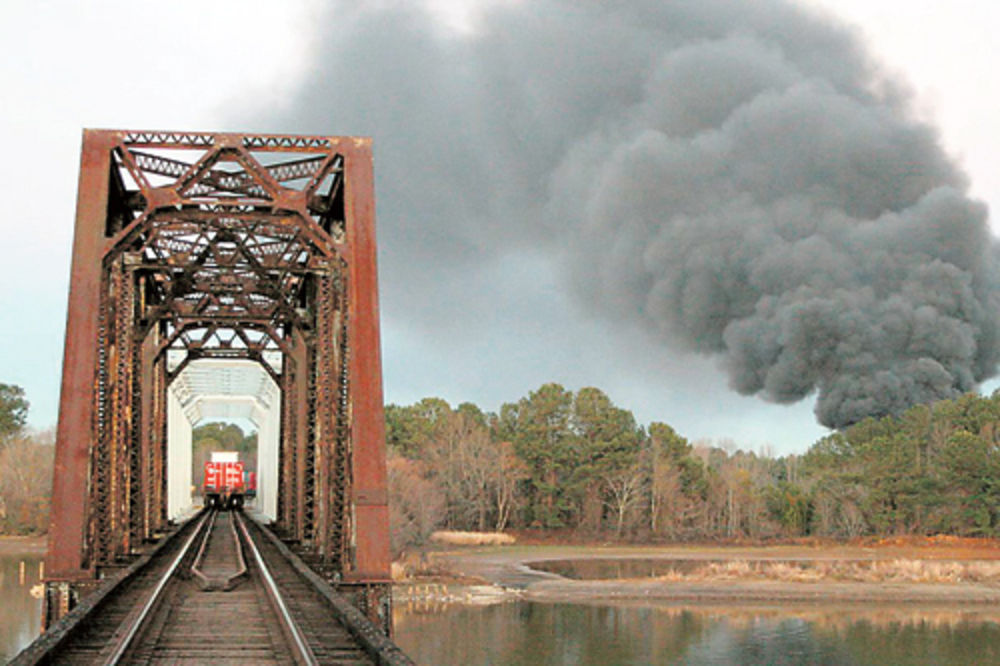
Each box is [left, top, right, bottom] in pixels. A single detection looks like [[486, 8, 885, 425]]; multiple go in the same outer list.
[[246, 0, 1000, 429]]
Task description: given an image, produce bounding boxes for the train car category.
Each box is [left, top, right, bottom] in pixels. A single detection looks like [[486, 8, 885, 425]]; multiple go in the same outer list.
[[244, 470, 257, 499], [203, 453, 246, 509]]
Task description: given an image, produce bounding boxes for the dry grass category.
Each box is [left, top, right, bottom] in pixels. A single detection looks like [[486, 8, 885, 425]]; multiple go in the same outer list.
[[656, 559, 1000, 584], [392, 551, 489, 583], [391, 561, 408, 581], [430, 531, 517, 546]]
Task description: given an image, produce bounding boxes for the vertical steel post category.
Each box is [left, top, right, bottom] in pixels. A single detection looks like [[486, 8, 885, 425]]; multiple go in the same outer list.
[[342, 140, 391, 583], [278, 357, 294, 534], [292, 331, 310, 542], [151, 335, 168, 535], [339, 140, 392, 630], [138, 325, 158, 541], [46, 130, 114, 581]]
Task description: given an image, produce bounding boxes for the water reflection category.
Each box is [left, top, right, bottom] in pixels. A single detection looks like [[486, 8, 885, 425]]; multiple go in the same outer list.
[[529, 558, 713, 579], [394, 600, 1000, 665], [0, 553, 43, 662]]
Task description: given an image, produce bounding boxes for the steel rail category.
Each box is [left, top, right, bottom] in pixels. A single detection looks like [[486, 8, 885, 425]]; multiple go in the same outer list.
[[189, 506, 218, 589], [227, 508, 250, 586], [101, 508, 214, 666], [234, 511, 319, 666], [190, 509, 248, 591]]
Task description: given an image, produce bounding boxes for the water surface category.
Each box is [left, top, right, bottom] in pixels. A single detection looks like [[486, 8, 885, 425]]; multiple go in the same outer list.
[[394, 601, 1000, 665], [0, 552, 44, 662]]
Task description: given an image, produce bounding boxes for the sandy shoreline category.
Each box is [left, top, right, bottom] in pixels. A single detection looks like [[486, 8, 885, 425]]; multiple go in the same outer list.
[[427, 542, 1000, 605], [523, 578, 1000, 604]]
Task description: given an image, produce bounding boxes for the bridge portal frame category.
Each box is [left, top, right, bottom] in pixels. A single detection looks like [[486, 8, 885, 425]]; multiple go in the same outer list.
[[45, 129, 391, 628]]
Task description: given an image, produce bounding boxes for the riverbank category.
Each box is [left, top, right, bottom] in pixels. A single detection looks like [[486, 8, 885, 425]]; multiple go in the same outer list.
[[524, 578, 1000, 604], [405, 538, 1000, 605]]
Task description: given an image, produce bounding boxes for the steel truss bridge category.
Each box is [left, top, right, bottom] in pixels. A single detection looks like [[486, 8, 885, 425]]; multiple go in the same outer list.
[[40, 130, 395, 640]]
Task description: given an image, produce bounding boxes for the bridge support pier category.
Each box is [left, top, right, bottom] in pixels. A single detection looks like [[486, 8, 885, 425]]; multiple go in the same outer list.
[[337, 582, 394, 636]]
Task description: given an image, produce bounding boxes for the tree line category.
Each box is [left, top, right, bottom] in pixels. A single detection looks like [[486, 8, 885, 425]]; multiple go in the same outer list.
[[387, 384, 1000, 555], [5, 377, 1000, 549]]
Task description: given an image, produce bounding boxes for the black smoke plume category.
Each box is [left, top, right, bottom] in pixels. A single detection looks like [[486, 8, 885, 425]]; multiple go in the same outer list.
[[248, 0, 1000, 429]]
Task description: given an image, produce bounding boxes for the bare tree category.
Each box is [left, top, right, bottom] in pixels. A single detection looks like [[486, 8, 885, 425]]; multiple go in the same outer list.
[[490, 441, 527, 531], [424, 410, 528, 532], [0, 429, 55, 534], [386, 453, 445, 557], [424, 410, 493, 529], [603, 465, 646, 539], [650, 461, 690, 538]]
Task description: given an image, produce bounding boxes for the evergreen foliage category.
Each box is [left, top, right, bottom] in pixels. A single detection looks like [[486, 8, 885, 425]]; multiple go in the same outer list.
[[0, 383, 28, 440], [388, 387, 1000, 551]]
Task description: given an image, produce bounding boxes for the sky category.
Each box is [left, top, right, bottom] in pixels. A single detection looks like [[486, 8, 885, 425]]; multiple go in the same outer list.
[[0, 0, 997, 454]]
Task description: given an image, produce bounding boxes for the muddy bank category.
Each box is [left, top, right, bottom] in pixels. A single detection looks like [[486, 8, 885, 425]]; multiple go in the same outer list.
[[429, 543, 1000, 605], [524, 579, 1000, 604]]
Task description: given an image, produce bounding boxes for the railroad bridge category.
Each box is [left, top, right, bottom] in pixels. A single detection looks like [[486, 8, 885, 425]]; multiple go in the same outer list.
[[38, 130, 396, 649]]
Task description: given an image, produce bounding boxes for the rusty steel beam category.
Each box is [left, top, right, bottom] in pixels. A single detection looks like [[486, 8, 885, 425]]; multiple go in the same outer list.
[[152, 334, 168, 535], [292, 329, 310, 542], [47, 130, 115, 582], [342, 141, 390, 584]]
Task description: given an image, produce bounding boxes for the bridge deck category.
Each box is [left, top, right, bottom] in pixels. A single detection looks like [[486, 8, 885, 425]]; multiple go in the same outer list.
[[13, 511, 412, 665]]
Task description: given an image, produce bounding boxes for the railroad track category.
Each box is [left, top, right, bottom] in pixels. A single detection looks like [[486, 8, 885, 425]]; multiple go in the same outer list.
[[14, 510, 412, 665]]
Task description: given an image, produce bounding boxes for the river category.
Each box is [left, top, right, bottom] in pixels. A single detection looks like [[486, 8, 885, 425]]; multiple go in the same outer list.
[[393, 600, 1000, 664], [5, 551, 1000, 664], [0, 551, 44, 663]]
